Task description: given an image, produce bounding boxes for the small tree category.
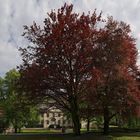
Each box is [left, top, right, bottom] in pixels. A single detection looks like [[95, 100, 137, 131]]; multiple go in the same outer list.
[[80, 104, 95, 132], [0, 69, 38, 133]]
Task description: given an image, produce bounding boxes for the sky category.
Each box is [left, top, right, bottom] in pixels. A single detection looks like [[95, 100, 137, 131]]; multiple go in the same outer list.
[[0, 0, 140, 76]]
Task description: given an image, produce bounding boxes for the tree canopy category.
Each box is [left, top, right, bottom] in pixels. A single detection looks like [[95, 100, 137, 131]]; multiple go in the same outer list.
[[0, 69, 40, 133], [19, 4, 140, 135]]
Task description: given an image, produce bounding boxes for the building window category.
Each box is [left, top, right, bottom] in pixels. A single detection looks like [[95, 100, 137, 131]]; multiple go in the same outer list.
[[63, 120, 65, 125], [58, 120, 61, 125], [52, 113, 55, 117], [68, 120, 71, 124], [58, 113, 61, 117], [46, 120, 49, 124], [51, 117, 56, 122], [47, 113, 49, 117]]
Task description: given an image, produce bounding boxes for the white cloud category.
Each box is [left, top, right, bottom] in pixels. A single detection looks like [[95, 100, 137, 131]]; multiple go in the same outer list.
[[0, 42, 21, 76], [0, 0, 140, 76]]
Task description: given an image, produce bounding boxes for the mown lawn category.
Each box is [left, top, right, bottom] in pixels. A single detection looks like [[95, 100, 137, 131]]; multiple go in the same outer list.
[[0, 133, 111, 140], [21, 128, 62, 133], [0, 132, 140, 140], [113, 132, 140, 140]]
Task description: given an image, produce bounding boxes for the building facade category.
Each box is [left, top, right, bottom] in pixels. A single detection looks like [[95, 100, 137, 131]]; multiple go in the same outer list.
[[40, 106, 73, 128], [40, 106, 96, 129]]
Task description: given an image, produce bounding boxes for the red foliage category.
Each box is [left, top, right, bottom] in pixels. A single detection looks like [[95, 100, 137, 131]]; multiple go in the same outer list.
[[19, 4, 140, 135], [19, 4, 103, 135], [87, 17, 140, 119]]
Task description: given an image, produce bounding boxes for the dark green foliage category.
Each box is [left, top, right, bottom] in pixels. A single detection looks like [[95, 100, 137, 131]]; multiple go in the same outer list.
[[0, 69, 40, 133]]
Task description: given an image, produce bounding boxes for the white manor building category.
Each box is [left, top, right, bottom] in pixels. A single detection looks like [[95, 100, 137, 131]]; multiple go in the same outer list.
[[39, 105, 95, 129], [40, 106, 73, 128]]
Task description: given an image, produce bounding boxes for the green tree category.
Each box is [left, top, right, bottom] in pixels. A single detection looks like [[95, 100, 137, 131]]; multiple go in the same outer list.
[[1, 69, 39, 133]]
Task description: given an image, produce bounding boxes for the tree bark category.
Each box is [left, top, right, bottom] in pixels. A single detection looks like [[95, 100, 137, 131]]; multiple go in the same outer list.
[[70, 98, 81, 136], [14, 119, 18, 133], [103, 107, 109, 135], [18, 128, 21, 133], [14, 126, 18, 133], [71, 110, 81, 135], [87, 118, 90, 132]]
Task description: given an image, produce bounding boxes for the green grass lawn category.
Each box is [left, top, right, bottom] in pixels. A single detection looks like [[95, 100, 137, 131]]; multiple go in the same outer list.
[[0, 132, 140, 140], [0, 133, 111, 140], [21, 128, 62, 133], [112, 132, 140, 140]]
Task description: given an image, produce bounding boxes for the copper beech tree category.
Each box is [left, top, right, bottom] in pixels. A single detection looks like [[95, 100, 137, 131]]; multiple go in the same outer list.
[[19, 4, 140, 135], [87, 17, 140, 134], [19, 4, 102, 135]]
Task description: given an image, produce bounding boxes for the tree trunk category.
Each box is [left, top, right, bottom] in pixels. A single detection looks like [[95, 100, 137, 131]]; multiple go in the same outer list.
[[14, 126, 18, 133], [71, 110, 81, 135], [103, 107, 109, 135], [115, 116, 118, 126], [18, 128, 21, 133], [87, 118, 90, 132], [14, 119, 18, 133], [70, 98, 81, 136]]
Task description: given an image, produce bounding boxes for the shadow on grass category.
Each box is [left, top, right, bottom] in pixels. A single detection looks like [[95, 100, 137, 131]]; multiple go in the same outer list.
[[109, 127, 140, 137], [1, 128, 140, 140], [0, 132, 112, 140]]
